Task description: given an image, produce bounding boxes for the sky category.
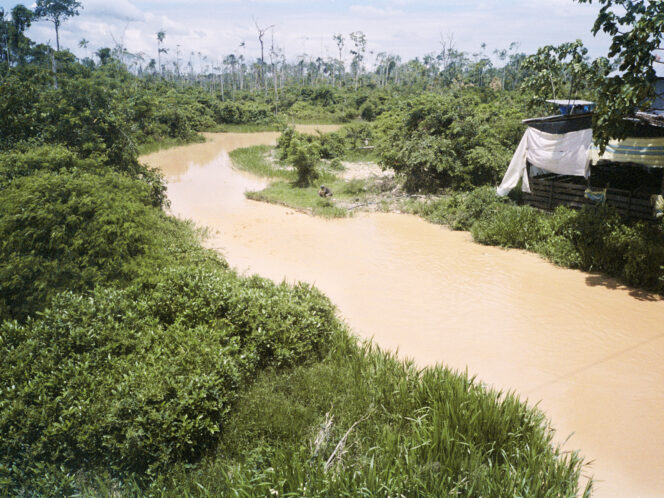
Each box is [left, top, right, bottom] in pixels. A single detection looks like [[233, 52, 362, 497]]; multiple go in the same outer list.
[[1, 0, 613, 69]]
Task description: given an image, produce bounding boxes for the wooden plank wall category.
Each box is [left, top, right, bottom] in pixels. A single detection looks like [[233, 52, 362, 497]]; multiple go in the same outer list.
[[522, 176, 655, 220]]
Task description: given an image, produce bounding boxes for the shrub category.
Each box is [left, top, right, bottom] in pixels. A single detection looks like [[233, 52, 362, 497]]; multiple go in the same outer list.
[[0, 171, 176, 321], [0, 266, 341, 491], [290, 138, 320, 187], [375, 91, 525, 192], [410, 187, 511, 230], [471, 204, 553, 250], [0, 145, 99, 190]]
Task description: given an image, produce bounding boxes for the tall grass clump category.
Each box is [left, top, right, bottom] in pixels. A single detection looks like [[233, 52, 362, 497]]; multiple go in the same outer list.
[[143, 335, 590, 496]]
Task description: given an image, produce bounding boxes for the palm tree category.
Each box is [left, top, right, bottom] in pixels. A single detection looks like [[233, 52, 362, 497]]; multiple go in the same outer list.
[[156, 30, 165, 75], [78, 38, 88, 59]]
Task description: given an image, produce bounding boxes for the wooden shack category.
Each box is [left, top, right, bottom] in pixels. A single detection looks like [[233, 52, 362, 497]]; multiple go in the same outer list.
[[497, 96, 664, 220]]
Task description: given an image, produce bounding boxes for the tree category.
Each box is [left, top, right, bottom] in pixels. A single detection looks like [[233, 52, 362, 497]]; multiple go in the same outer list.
[[10, 5, 33, 65], [156, 30, 166, 75], [96, 47, 112, 65], [349, 31, 366, 91], [333, 33, 344, 87], [576, 0, 664, 150], [0, 8, 8, 69], [78, 37, 88, 59], [34, 0, 82, 52], [520, 40, 610, 111]]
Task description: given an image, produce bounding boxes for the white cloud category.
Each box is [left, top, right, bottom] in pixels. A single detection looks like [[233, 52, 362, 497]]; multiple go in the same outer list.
[[84, 0, 144, 21], [2, 0, 612, 66], [348, 5, 405, 17]]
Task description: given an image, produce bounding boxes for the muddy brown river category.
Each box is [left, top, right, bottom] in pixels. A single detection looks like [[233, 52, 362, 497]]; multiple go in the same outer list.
[[143, 128, 664, 497]]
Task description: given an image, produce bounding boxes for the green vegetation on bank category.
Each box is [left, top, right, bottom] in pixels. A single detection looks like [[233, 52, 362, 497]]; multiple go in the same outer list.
[[248, 85, 664, 295], [229, 145, 295, 180], [127, 338, 589, 496], [407, 187, 664, 292], [247, 182, 349, 218], [230, 123, 387, 218]]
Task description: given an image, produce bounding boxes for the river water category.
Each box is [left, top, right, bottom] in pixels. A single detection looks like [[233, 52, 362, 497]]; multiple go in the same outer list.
[[143, 128, 664, 497]]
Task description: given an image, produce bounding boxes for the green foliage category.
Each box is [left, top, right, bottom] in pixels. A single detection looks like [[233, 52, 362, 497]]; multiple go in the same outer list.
[[291, 138, 321, 186], [0, 170, 171, 321], [575, 0, 664, 150], [376, 91, 525, 192], [412, 186, 512, 230], [277, 122, 373, 165], [276, 127, 322, 186], [519, 40, 610, 110], [471, 204, 555, 250], [144, 337, 588, 496], [0, 267, 341, 491], [0, 144, 98, 189], [214, 100, 272, 125]]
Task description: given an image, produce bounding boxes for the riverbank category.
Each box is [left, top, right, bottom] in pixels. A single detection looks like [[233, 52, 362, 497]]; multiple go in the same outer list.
[[144, 131, 664, 497]]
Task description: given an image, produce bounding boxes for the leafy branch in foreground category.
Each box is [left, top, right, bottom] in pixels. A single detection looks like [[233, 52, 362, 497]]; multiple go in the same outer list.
[[576, 0, 664, 150]]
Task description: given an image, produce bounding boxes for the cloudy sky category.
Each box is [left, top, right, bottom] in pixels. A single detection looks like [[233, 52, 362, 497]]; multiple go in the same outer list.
[[1, 0, 612, 68]]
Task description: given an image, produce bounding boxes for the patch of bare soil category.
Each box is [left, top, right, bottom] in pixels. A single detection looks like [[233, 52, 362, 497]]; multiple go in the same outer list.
[[339, 161, 392, 181]]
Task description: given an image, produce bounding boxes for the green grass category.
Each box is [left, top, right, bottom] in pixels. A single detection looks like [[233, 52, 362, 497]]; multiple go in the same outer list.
[[137, 134, 206, 155], [231, 145, 368, 218], [134, 332, 591, 496], [229, 145, 295, 180], [247, 181, 349, 218]]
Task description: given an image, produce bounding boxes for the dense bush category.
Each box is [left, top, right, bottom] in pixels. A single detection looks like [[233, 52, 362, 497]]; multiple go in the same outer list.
[[0, 266, 340, 492], [214, 100, 272, 125], [414, 188, 664, 292], [0, 144, 99, 190], [410, 185, 510, 230], [471, 204, 555, 251], [375, 90, 525, 192], [0, 170, 171, 320]]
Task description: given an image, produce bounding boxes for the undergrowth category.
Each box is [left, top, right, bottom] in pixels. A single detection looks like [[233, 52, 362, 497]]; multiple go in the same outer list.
[[88, 334, 590, 496], [408, 186, 664, 293]]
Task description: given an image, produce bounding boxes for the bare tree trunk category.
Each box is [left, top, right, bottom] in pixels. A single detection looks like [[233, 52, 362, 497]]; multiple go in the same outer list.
[[51, 51, 58, 89], [55, 21, 60, 51]]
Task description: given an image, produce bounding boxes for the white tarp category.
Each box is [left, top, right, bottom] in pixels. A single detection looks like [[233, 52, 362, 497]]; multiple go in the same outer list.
[[496, 127, 593, 196]]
